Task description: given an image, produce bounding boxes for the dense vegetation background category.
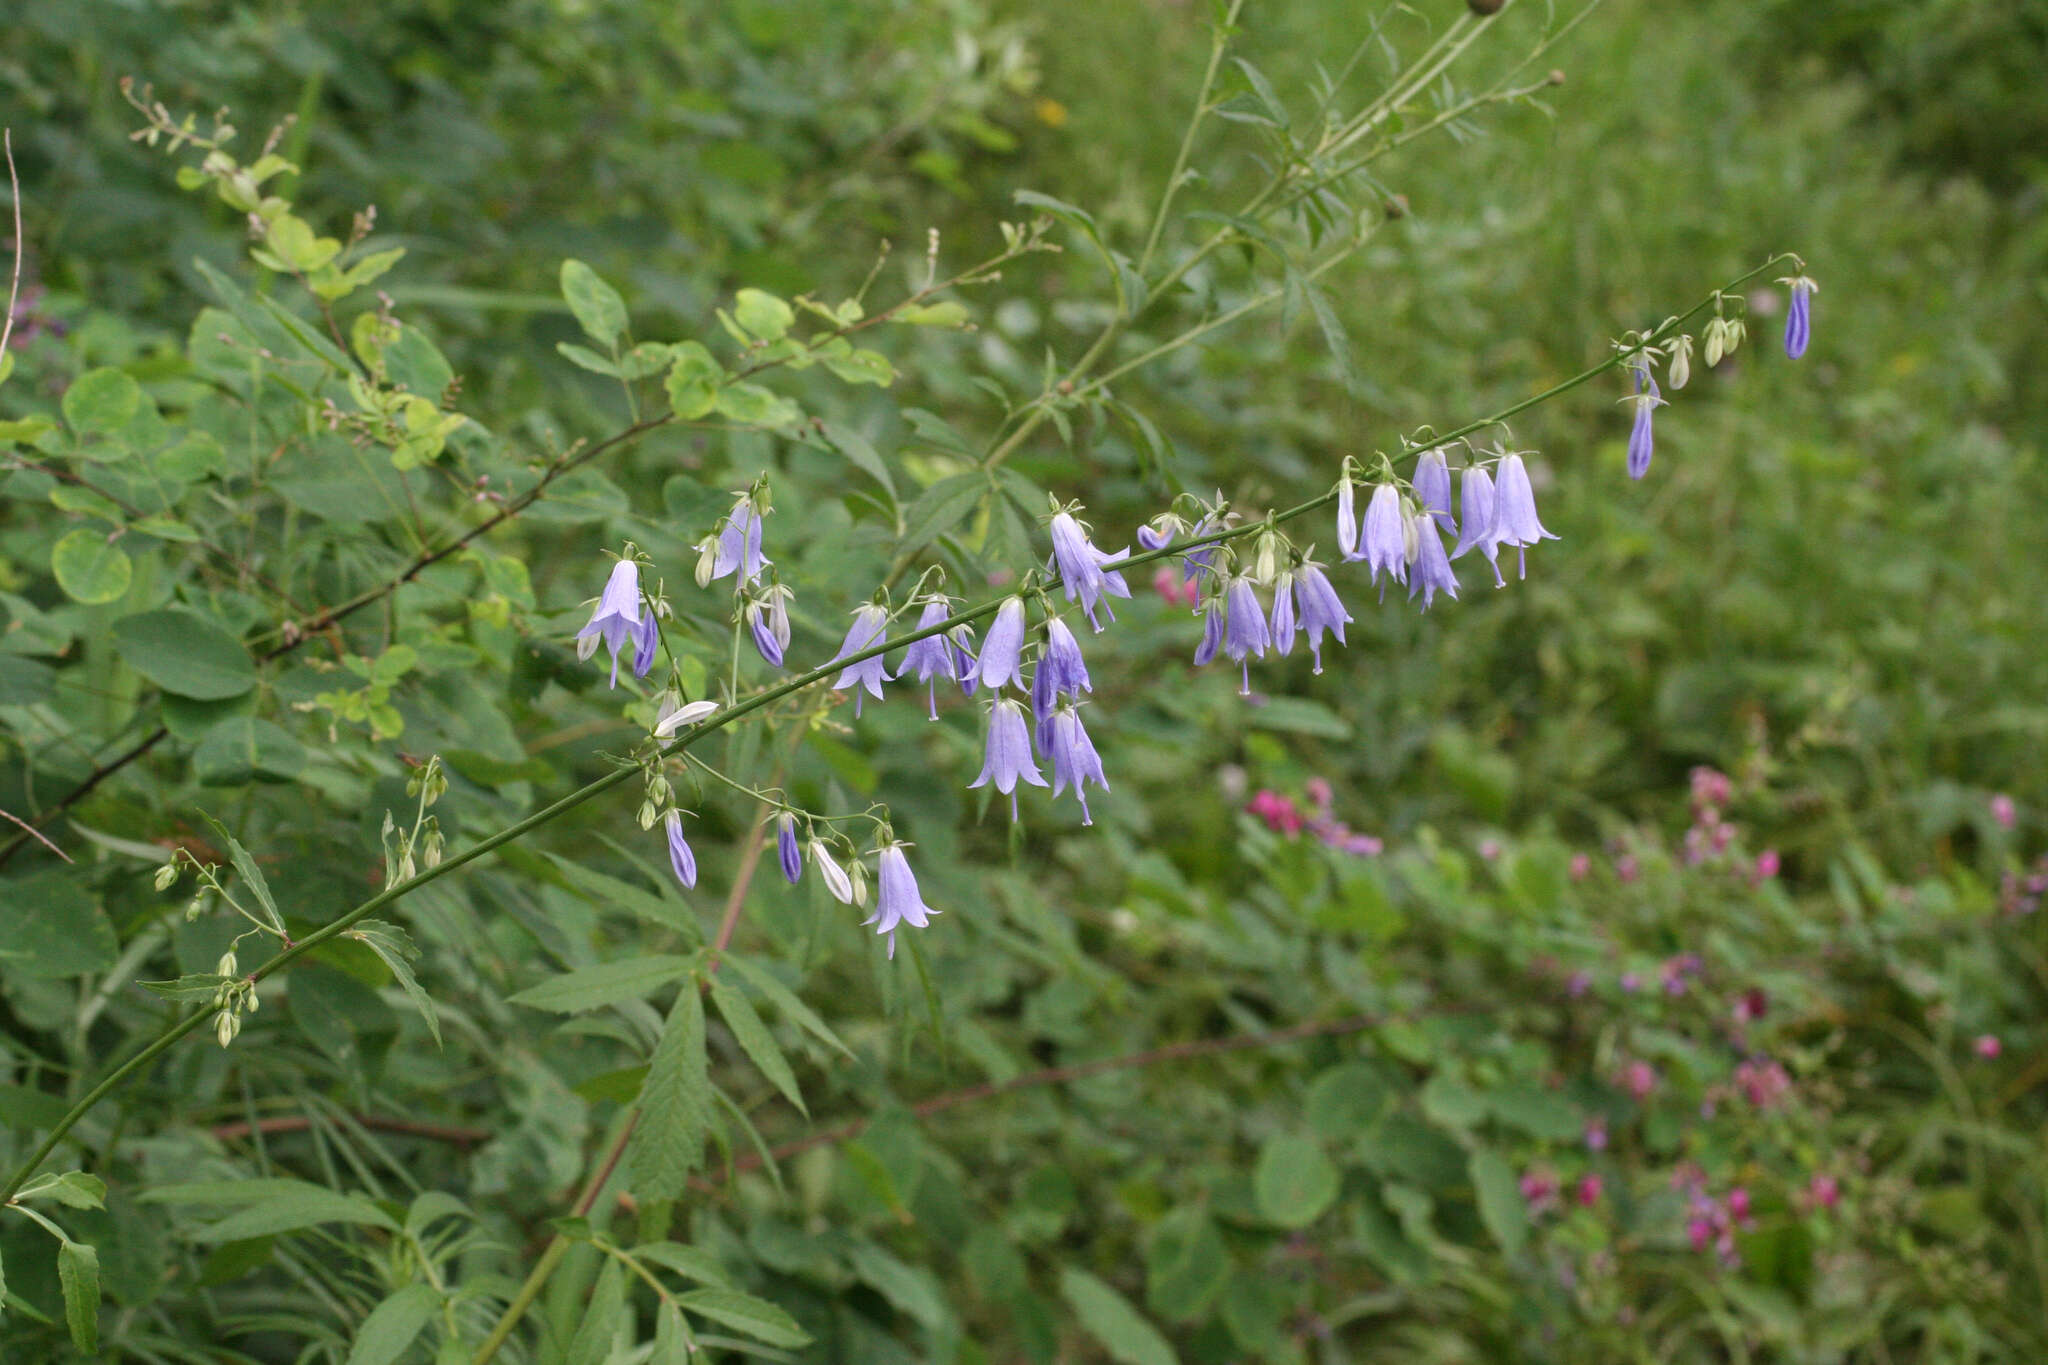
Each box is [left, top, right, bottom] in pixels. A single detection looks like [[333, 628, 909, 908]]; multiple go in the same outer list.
[[2, 0, 2046, 1360]]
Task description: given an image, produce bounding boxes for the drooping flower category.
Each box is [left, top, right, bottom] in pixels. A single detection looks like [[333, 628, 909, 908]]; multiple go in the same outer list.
[[970, 698, 1047, 819], [1781, 274, 1817, 359], [577, 558, 657, 688], [1180, 516, 1220, 586], [652, 695, 720, 739], [1269, 571, 1298, 656], [1047, 704, 1108, 824], [1029, 656, 1059, 747], [777, 812, 802, 885], [1293, 562, 1351, 674], [1491, 453, 1558, 578], [1360, 484, 1409, 591], [1413, 449, 1455, 534], [1336, 473, 1361, 561], [1192, 594, 1226, 667], [1624, 364, 1663, 481], [1450, 465, 1505, 588], [746, 584, 792, 668], [810, 839, 858, 905], [1040, 618, 1091, 696], [1048, 508, 1130, 631], [664, 810, 697, 890], [829, 603, 891, 716], [895, 597, 970, 720], [977, 596, 1028, 691], [866, 843, 938, 958], [1666, 332, 1694, 389], [1407, 511, 1460, 610], [1223, 575, 1270, 695], [709, 495, 772, 585]]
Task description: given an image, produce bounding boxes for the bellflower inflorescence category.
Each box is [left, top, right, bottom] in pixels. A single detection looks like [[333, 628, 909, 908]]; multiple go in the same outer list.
[[1451, 465, 1505, 588], [1040, 618, 1092, 696], [977, 596, 1029, 691], [664, 810, 698, 890], [1223, 574, 1270, 695], [1293, 562, 1351, 673], [1625, 363, 1662, 481], [1491, 452, 1557, 579], [1047, 704, 1108, 824], [866, 843, 937, 959], [829, 603, 891, 716], [746, 584, 792, 668], [895, 597, 974, 719], [1413, 449, 1456, 534], [971, 697, 1048, 819], [1269, 571, 1298, 657], [577, 557, 659, 687], [1781, 274, 1816, 359], [1048, 507, 1132, 631], [777, 812, 802, 885]]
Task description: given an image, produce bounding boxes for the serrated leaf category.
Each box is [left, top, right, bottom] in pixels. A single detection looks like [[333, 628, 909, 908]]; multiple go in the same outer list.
[[1059, 1268, 1179, 1365], [13, 1171, 106, 1211], [345, 1283, 439, 1365], [653, 1299, 691, 1364], [676, 1288, 811, 1347], [818, 421, 896, 500], [560, 259, 628, 347], [898, 472, 986, 557], [57, 1239, 99, 1353], [630, 983, 712, 1200], [1254, 1134, 1340, 1228], [1304, 279, 1361, 395], [508, 955, 695, 1013], [566, 1262, 626, 1365], [635, 1241, 733, 1288], [349, 919, 441, 1046], [710, 980, 805, 1115], [544, 853, 700, 942], [112, 608, 257, 700], [201, 815, 283, 931], [718, 954, 853, 1058]]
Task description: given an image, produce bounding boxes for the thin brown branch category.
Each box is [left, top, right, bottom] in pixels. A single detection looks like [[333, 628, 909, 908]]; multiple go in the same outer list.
[[0, 804, 71, 862], [1, 129, 21, 358], [209, 1113, 490, 1146]]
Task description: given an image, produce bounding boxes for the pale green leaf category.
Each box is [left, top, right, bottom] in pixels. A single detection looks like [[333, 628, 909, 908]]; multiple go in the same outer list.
[[710, 979, 805, 1115], [675, 1288, 811, 1348], [507, 955, 695, 1014], [57, 1239, 99, 1354], [560, 259, 628, 347], [1058, 1268, 1179, 1365], [629, 983, 712, 1200], [345, 1283, 439, 1365]]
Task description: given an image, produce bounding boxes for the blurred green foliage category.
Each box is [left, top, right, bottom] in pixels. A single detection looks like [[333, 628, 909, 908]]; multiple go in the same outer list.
[[3, 0, 2046, 1361]]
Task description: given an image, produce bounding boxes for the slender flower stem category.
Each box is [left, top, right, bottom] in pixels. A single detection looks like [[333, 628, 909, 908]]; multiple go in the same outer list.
[[1136, 0, 1243, 279], [0, 254, 1797, 1206]]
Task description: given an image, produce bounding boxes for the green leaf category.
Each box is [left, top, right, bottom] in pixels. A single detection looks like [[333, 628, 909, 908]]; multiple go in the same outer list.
[[630, 984, 713, 1200], [712, 381, 800, 427], [13, 1171, 107, 1211], [62, 369, 142, 436], [732, 289, 795, 342], [556, 341, 622, 377], [192, 717, 308, 785], [560, 259, 629, 347], [0, 873, 118, 978], [1254, 1134, 1341, 1228], [201, 815, 284, 930], [898, 472, 987, 557], [817, 343, 894, 387], [0, 655, 54, 707], [1469, 1150, 1529, 1256], [1307, 1062, 1395, 1139], [818, 421, 896, 500], [664, 341, 722, 419], [156, 432, 226, 482], [1058, 1268, 1179, 1365], [1486, 1082, 1583, 1141], [112, 608, 257, 700], [345, 1283, 439, 1365], [1243, 697, 1351, 740], [846, 1243, 950, 1329], [718, 954, 853, 1058], [349, 920, 441, 1047], [139, 974, 236, 1001], [653, 1300, 690, 1365], [190, 1184, 398, 1241], [57, 1239, 99, 1354], [50, 529, 132, 604], [892, 300, 970, 327], [544, 852, 700, 942], [633, 1241, 732, 1289], [675, 1288, 811, 1348], [710, 979, 805, 1115], [1145, 1207, 1229, 1323], [507, 955, 696, 1013], [566, 1261, 626, 1365]]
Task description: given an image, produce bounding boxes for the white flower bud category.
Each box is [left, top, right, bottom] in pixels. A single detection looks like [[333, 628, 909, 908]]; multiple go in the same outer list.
[[216, 950, 239, 978], [154, 862, 180, 891], [216, 1009, 240, 1048], [694, 535, 720, 589], [653, 698, 720, 738], [1703, 319, 1726, 368], [1665, 335, 1692, 390], [810, 840, 855, 905]]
